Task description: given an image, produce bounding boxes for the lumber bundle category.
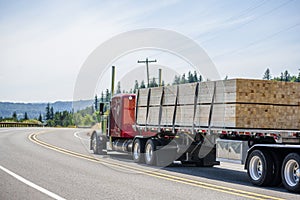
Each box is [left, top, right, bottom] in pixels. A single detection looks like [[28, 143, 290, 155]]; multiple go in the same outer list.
[[136, 79, 300, 130]]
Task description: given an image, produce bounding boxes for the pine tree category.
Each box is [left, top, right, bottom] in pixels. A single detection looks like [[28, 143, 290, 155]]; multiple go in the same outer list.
[[116, 81, 121, 94], [297, 72, 300, 82], [283, 70, 290, 82], [50, 107, 54, 120], [263, 68, 271, 80], [193, 71, 198, 82], [199, 75, 203, 82], [188, 71, 194, 83], [133, 80, 139, 93], [12, 112, 17, 121], [94, 95, 98, 111], [101, 91, 104, 102], [24, 112, 28, 120], [105, 89, 110, 102], [140, 80, 146, 88], [180, 73, 186, 84], [38, 113, 43, 122], [46, 103, 51, 120]]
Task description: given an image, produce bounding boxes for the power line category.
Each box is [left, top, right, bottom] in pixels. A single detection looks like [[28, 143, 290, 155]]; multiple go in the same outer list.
[[213, 21, 300, 59]]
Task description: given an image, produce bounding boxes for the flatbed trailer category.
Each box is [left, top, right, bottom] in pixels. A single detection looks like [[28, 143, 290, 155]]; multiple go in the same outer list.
[[91, 79, 300, 193]]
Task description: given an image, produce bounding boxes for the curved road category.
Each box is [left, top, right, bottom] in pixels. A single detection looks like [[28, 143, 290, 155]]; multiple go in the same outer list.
[[0, 128, 298, 200]]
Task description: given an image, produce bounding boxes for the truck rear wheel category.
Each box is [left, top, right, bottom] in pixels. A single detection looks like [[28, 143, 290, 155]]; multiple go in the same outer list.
[[133, 139, 145, 163], [145, 139, 157, 165], [247, 149, 274, 186], [282, 153, 300, 193]]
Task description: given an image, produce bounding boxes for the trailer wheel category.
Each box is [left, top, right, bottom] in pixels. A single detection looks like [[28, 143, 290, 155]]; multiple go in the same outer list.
[[145, 139, 157, 165], [281, 153, 300, 193], [247, 149, 273, 186], [269, 151, 282, 186], [133, 139, 145, 163]]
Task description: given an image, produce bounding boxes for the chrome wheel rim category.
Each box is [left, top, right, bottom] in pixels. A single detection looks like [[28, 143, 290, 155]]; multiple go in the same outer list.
[[133, 142, 140, 160], [92, 135, 97, 151], [284, 159, 299, 187], [145, 143, 153, 163], [249, 156, 263, 181]]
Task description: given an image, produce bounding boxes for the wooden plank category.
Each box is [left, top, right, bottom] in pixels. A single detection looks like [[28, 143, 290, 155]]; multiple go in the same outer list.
[[177, 83, 197, 105], [138, 88, 149, 107], [163, 85, 177, 105], [149, 87, 162, 106], [136, 107, 147, 125], [147, 106, 160, 125], [161, 106, 175, 126]]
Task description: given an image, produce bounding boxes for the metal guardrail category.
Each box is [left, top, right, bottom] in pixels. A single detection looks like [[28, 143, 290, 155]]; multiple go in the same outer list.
[[0, 122, 43, 127]]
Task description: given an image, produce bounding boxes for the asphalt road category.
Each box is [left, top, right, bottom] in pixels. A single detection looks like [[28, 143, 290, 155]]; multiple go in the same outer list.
[[0, 128, 299, 200]]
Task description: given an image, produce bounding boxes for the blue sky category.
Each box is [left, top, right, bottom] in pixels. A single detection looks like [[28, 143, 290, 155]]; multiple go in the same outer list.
[[0, 0, 300, 102]]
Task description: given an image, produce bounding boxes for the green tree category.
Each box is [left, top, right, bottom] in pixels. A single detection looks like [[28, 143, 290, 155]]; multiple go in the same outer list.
[[283, 70, 291, 82], [50, 107, 54, 120], [133, 80, 139, 93], [46, 103, 51, 120], [140, 80, 146, 88], [38, 113, 43, 122], [105, 89, 111, 102], [24, 112, 28, 120], [180, 73, 186, 84], [116, 81, 121, 94], [199, 75, 203, 82], [149, 77, 158, 88], [173, 75, 180, 85], [187, 71, 194, 83], [94, 95, 98, 111], [297, 71, 300, 82], [193, 71, 198, 82], [12, 112, 17, 121], [100, 91, 104, 102], [263, 68, 271, 80]]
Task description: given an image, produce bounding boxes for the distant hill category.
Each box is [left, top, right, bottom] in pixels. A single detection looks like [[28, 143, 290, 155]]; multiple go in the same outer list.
[[0, 100, 94, 120]]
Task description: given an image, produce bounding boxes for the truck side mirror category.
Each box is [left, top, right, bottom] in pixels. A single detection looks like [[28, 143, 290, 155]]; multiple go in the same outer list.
[[99, 103, 104, 115]]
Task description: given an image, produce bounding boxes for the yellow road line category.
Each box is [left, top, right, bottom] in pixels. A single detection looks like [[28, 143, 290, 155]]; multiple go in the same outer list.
[[28, 131, 285, 200]]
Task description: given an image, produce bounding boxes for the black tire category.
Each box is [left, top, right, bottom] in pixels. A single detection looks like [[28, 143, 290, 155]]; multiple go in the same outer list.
[[91, 133, 106, 155], [281, 153, 300, 193], [145, 139, 157, 165], [132, 139, 145, 163], [247, 149, 274, 186], [269, 151, 282, 186]]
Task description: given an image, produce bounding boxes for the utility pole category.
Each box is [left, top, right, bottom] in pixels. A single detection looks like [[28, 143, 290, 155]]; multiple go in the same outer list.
[[137, 58, 157, 88], [158, 68, 162, 86]]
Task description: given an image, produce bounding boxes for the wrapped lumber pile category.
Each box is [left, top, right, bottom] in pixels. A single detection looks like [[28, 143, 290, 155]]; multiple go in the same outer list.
[[136, 79, 300, 130]]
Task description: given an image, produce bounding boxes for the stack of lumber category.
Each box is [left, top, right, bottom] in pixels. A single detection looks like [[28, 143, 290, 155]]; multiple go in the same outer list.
[[136, 79, 300, 130]]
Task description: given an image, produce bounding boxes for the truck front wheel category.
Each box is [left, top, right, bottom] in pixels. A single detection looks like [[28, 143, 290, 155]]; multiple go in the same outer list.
[[282, 153, 300, 193], [91, 133, 106, 155], [133, 139, 145, 163], [247, 149, 274, 186]]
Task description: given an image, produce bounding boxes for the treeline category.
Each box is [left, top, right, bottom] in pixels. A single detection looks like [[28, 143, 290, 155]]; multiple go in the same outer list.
[[263, 68, 300, 82], [0, 111, 42, 125], [45, 103, 99, 127]]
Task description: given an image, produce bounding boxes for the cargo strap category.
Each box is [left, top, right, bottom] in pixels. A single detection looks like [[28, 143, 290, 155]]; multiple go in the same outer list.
[[135, 89, 140, 124], [208, 82, 216, 130], [192, 82, 199, 134], [145, 88, 151, 131], [172, 85, 179, 134], [158, 87, 164, 132]]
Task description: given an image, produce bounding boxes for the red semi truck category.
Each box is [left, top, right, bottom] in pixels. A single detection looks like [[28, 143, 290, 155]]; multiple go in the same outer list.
[[90, 79, 300, 193]]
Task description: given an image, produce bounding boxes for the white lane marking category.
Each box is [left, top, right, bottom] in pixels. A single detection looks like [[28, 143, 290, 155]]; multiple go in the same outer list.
[[0, 165, 66, 200], [74, 131, 89, 141]]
